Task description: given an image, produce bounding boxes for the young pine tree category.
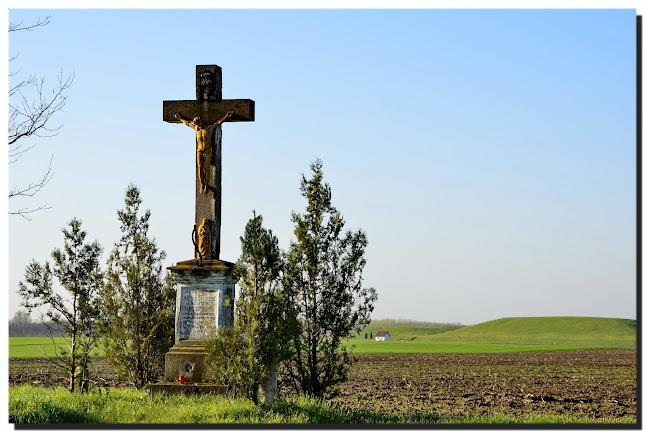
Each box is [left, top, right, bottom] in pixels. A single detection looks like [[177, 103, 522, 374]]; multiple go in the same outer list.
[[100, 184, 175, 388], [18, 218, 103, 393], [282, 160, 377, 399], [207, 212, 296, 404]]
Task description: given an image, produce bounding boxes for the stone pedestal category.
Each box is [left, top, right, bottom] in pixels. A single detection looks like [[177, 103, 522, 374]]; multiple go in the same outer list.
[[146, 258, 236, 396], [164, 340, 210, 383]]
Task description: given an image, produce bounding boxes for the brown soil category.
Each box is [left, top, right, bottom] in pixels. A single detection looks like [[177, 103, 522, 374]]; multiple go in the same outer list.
[[9, 357, 129, 390], [10, 349, 637, 421], [333, 350, 637, 420]]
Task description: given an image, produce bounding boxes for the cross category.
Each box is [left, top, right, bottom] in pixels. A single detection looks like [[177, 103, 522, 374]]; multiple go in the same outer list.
[[163, 65, 255, 261]]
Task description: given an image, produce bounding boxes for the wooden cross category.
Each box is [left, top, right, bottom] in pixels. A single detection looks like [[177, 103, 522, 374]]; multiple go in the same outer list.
[[163, 65, 255, 261]]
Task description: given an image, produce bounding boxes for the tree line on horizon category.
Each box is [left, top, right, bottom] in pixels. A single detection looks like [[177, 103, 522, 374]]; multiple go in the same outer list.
[[369, 318, 465, 329], [9, 310, 65, 337], [10, 314, 463, 337]]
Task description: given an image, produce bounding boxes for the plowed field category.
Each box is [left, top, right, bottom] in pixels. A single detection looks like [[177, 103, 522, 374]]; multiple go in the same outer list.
[[333, 350, 636, 420]]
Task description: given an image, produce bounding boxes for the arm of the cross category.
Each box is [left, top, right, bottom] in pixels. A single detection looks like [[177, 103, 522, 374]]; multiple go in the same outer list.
[[163, 99, 255, 124]]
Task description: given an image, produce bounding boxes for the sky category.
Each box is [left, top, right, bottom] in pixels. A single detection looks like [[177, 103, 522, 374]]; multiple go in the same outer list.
[[5, 8, 639, 326]]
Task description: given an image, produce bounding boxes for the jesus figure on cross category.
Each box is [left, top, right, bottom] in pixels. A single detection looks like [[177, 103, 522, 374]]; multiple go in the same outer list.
[[174, 110, 234, 194]]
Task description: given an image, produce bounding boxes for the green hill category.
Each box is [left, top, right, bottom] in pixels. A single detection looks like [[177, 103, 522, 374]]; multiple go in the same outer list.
[[427, 317, 636, 348]]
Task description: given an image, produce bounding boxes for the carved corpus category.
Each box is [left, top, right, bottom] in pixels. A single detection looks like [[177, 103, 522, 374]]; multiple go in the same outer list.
[[197, 218, 212, 260], [163, 64, 255, 260]]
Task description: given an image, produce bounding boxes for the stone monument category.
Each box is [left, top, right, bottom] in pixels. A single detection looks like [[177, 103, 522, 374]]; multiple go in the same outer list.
[[146, 65, 254, 395]]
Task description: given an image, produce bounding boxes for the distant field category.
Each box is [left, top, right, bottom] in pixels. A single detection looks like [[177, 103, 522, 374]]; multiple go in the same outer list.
[[9, 338, 103, 359], [345, 340, 603, 354], [12, 337, 599, 358], [10, 317, 636, 358], [349, 317, 635, 354], [427, 317, 636, 348]]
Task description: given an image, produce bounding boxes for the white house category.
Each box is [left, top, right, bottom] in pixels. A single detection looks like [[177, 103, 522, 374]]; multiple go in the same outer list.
[[375, 331, 390, 341]]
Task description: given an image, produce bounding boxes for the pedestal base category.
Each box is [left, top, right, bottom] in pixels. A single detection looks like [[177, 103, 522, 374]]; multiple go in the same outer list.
[[164, 340, 210, 383], [146, 258, 238, 393]]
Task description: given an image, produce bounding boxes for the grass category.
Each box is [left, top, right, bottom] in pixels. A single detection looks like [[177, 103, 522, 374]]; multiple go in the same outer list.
[[427, 317, 636, 348], [345, 340, 607, 354], [346, 317, 636, 353], [11, 316, 636, 358], [8, 385, 636, 424], [9, 337, 104, 359], [11, 336, 600, 358]]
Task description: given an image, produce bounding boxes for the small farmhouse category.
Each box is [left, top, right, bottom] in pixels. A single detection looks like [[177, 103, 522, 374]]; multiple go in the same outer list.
[[375, 331, 390, 341]]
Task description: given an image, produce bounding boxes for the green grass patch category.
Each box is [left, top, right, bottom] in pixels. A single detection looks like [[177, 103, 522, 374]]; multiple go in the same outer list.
[[350, 317, 636, 352], [345, 340, 606, 354], [9, 337, 104, 359], [8, 385, 634, 424], [427, 317, 636, 348], [11, 317, 635, 358]]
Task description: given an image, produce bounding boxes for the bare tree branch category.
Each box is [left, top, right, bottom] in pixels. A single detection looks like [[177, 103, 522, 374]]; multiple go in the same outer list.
[[8, 155, 53, 220], [9, 16, 51, 32], [43, 325, 69, 370], [9, 16, 73, 219], [9, 205, 51, 221], [8, 144, 36, 164], [9, 154, 54, 197], [9, 74, 35, 97], [8, 72, 74, 146]]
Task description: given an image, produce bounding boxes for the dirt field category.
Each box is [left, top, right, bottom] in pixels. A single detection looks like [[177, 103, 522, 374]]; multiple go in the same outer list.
[[9, 349, 636, 421], [9, 357, 126, 390], [334, 349, 637, 420]]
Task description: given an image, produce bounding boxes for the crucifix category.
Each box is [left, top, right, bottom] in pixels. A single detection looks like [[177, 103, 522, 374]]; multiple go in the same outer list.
[[163, 65, 255, 261], [145, 64, 254, 391]]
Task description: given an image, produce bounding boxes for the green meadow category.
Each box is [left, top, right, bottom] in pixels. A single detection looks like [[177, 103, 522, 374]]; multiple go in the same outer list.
[[349, 317, 635, 354], [9, 337, 104, 359], [345, 340, 603, 354], [426, 317, 636, 347], [9, 317, 636, 358]]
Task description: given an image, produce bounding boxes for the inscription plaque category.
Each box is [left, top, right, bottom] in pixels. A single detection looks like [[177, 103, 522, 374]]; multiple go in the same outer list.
[[178, 288, 219, 340]]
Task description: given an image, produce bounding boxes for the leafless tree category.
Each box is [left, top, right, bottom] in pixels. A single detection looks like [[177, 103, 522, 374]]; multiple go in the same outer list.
[[8, 15, 74, 220], [9, 16, 51, 33]]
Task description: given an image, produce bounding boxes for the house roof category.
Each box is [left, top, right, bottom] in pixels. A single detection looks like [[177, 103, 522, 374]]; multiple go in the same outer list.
[[375, 331, 389, 337]]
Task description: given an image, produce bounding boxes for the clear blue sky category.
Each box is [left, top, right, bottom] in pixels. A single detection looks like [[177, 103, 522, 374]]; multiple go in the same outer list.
[[6, 8, 638, 325]]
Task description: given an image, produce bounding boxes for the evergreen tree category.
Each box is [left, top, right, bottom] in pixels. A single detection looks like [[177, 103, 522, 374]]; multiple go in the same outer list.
[[207, 212, 296, 404], [282, 160, 377, 398], [100, 184, 175, 388], [18, 218, 102, 392]]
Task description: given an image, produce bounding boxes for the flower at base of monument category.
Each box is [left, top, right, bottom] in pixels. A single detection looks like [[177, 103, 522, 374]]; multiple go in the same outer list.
[[179, 375, 185, 384]]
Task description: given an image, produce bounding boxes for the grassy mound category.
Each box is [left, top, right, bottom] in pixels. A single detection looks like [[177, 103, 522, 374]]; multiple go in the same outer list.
[[426, 317, 635, 348]]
